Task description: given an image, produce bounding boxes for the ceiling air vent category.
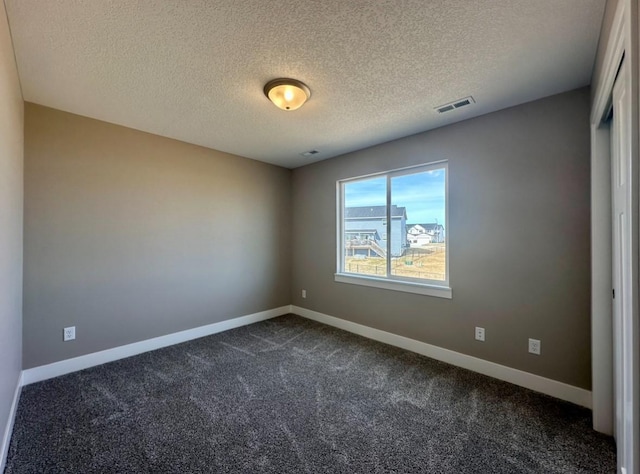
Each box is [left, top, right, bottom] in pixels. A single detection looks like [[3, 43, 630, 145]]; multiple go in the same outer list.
[[435, 96, 475, 114], [301, 150, 320, 157]]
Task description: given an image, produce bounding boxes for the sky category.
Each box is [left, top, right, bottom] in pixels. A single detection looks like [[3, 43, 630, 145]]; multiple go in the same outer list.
[[344, 168, 446, 226]]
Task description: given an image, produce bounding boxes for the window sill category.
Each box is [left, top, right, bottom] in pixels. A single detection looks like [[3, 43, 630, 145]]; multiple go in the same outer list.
[[334, 273, 452, 299]]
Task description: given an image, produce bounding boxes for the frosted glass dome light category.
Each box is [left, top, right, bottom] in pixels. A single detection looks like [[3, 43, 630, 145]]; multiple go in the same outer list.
[[264, 78, 311, 111]]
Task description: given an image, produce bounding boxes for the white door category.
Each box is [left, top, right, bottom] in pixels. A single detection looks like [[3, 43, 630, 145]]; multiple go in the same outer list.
[[611, 57, 638, 474]]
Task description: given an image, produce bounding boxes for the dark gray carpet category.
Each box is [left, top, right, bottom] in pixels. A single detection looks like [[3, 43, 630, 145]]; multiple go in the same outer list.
[[5, 314, 615, 473]]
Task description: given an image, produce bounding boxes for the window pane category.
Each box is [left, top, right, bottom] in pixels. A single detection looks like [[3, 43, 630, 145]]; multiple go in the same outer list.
[[391, 168, 446, 281], [343, 176, 387, 277]]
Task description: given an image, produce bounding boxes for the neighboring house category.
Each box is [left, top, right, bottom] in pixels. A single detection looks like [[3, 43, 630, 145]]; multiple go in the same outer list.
[[345, 205, 407, 257], [407, 223, 445, 246], [344, 229, 380, 242]]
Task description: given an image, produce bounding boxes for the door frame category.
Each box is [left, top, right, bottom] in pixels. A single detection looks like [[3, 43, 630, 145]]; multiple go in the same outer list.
[[590, 0, 639, 472]]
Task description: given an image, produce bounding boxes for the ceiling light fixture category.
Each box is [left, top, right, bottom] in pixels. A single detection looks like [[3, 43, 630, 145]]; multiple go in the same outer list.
[[264, 78, 310, 111]]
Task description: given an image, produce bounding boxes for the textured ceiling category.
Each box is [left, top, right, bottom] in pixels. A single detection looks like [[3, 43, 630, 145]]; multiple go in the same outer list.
[[5, 0, 605, 168]]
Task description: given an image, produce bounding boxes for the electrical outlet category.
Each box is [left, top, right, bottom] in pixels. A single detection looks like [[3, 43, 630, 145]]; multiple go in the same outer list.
[[528, 338, 541, 355], [302, 289, 307, 298], [63, 326, 76, 342], [475, 327, 485, 341]]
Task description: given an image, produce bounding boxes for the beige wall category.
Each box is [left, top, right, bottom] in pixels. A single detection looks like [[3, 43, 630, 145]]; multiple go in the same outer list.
[[23, 104, 291, 368], [0, 0, 24, 465], [291, 88, 592, 389]]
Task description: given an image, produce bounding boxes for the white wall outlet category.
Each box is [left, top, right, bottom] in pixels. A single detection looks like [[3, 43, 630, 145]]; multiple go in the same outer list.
[[63, 326, 76, 342], [475, 327, 485, 342], [528, 338, 541, 355], [302, 289, 307, 298]]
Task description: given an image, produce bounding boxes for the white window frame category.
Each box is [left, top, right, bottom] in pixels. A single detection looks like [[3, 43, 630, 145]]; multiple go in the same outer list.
[[335, 161, 451, 299]]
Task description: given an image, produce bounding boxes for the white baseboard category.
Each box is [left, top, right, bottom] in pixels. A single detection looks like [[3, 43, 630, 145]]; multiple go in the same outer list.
[[22, 306, 291, 386], [0, 372, 22, 473], [19, 303, 592, 408], [292, 305, 592, 408]]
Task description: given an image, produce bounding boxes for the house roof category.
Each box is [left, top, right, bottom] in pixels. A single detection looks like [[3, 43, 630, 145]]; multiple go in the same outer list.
[[407, 223, 444, 232], [4, 0, 606, 168], [345, 205, 407, 219]]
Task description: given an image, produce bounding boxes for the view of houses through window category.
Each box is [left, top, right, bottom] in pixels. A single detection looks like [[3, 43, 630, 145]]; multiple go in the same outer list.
[[340, 162, 447, 285]]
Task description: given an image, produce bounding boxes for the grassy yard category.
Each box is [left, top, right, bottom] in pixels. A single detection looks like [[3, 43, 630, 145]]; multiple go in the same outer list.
[[344, 244, 446, 281]]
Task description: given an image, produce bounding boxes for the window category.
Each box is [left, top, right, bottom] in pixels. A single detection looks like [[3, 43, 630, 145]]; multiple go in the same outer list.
[[336, 161, 450, 298]]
